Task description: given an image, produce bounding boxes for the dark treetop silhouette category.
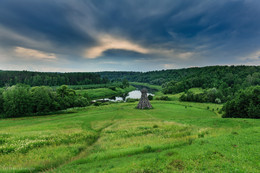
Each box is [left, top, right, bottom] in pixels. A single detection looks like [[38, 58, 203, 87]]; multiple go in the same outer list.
[[137, 88, 152, 109]]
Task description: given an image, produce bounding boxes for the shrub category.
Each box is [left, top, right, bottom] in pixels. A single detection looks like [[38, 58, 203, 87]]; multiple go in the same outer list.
[[148, 95, 153, 100], [108, 86, 116, 91], [156, 96, 170, 101], [215, 98, 222, 104], [101, 102, 110, 106], [0, 88, 4, 114], [73, 96, 89, 107], [0, 84, 91, 118], [179, 88, 223, 103], [3, 84, 32, 118], [126, 98, 138, 102], [122, 79, 129, 88], [223, 86, 260, 118], [94, 102, 101, 106], [30, 86, 58, 113]]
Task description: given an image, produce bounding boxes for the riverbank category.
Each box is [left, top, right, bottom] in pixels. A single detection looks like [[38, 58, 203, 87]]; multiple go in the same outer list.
[[76, 86, 136, 100]]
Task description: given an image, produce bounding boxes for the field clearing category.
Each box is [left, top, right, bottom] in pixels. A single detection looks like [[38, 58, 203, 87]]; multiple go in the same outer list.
[[0, 100, 259, 172], [75, 86, 135, 100]]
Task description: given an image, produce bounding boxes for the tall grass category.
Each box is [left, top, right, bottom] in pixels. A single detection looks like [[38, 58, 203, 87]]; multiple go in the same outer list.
[[0, 100, 259, 172]]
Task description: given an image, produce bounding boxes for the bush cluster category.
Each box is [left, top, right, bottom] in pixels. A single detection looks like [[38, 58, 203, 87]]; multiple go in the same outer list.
[[161, 66, 260, 104], [0, 71, 108, 87], [180, 88, 223, 104], [0, 84, 90, 118], [155, 96, 170, 101], [126, 98, 139, 103], [222, 86, 260, 118]]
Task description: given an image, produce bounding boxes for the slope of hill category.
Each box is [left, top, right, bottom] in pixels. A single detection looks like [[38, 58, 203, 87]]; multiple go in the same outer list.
[[0, 101, 259, 172]]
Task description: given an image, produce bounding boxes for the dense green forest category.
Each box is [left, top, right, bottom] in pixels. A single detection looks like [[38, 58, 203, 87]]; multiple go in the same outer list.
[[223, 86, 260, 119], [100, 65, 260, 102], [99, 66, 260, 118], [0, 81, 131, 118], [0, 84, 89, 118], [2, 66, 259, 89], [0, 66, 259, 119], [161, 66, 259, 107], [0, 71, 109, 87], [99, 66, 260, 86]]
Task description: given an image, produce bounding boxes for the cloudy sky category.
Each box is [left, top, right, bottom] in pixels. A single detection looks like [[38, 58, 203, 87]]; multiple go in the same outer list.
[[0, 0, 260, 72]]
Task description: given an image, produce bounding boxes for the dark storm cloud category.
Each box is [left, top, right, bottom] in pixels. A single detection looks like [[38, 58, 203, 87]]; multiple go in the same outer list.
[[87, 1, 260, 44], [0, 0, 259, 71], [0, 0, 96, 55]]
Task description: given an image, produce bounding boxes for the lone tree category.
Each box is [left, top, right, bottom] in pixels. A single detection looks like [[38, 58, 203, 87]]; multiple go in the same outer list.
[[137, 88, 152, 109]]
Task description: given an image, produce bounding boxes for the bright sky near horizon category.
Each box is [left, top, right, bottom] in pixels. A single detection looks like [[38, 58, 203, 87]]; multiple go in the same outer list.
[[0, 0, 260, 72]]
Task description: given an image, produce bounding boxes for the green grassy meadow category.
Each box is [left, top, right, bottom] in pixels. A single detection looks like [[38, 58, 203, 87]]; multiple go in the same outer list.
[[0, 99, 259, 172], [76, 86, 135, 100]]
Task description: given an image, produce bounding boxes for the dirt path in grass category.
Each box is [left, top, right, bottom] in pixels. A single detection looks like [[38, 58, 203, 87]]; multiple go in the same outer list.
[[42, 120, 116, 173]]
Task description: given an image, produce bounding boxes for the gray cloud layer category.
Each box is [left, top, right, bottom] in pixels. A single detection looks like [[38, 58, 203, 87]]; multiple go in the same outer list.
[[0, 0, 259, 72]]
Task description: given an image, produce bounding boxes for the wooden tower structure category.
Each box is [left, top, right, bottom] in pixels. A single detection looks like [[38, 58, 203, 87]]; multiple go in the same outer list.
[[137, 88, 152, 109]]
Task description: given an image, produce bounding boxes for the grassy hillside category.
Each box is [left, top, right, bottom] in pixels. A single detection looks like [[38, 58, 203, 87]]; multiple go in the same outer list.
[[76, 86, 135, 100], [0, 100, 259, 172]]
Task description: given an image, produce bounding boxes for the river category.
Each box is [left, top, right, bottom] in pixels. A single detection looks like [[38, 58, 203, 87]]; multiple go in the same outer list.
[[96, 90, 154, 102]]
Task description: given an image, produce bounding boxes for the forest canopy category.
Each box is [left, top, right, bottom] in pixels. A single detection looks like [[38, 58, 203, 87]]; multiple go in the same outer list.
[[0, 71, 109, 87], [0, 84, 89, 118], [222, 86, 260, 119], [1, 65, 259, 119]]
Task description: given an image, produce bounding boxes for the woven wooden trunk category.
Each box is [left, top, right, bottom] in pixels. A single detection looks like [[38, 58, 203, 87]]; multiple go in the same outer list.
[[137, 88, 152, 109]]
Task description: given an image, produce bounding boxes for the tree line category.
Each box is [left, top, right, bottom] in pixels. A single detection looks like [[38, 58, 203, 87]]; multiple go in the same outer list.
[[162, 66, 260, 102], [99, 65, 260, 118], [222, 86, 259, 119], [99, 65, 260, 103], [180, 88, 223, 104], [1, 66, 259, 119], [99, 66, 259, 85], [0, 84, 89, 118], [0, 79, 131, 118], [99, 66, 260, 85], [0, 71, 109, 87]]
